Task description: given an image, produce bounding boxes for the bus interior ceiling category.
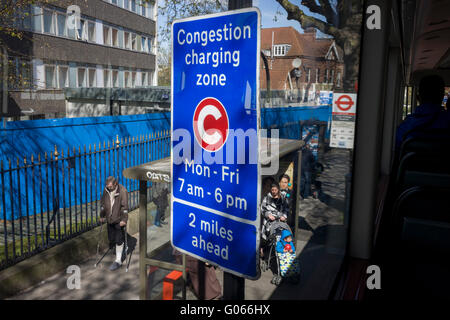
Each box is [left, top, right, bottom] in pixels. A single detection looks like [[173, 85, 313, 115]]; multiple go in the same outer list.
[[365, 0, 450, 300]]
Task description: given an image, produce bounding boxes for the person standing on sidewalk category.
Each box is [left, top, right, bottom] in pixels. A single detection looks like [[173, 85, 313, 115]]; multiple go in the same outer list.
[[100, 176, 129, 271], [300, 144, 315, 199]]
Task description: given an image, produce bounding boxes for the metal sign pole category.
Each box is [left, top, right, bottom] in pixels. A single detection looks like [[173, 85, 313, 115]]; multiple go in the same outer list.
[[221, 0, 253, 301]]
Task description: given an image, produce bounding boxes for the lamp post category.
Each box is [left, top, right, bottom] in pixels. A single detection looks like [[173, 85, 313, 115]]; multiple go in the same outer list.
[[292, 58, 302, 103]]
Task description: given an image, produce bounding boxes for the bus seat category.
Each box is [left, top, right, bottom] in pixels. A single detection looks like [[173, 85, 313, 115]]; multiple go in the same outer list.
[[399, 131, 450, 160], [396, 152, 450, 191], [392, 186, 450, 254]]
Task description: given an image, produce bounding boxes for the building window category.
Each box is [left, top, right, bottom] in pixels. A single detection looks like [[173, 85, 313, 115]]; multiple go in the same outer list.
[[88, 68, 96, 87], [148, 3, 154, 19], [337, 71, 341, 87], [141, 71, 148, 86], [306, 68, 311, 83], [331, 70, 335, 84], [104, 69, 111, 88], [149, 71, 153, 85], [141, 37, 147, 52], [124, 71, 130, 87], [131, 0, 136, 12], [45, 65, 56, 88], [112, 28, 119, 47], [273, 44, 291, 57], [124, 32, 131, 49], [88, 21, 96, 42], [112, 70, 119, 87], [324, 69, 329, 83], [131, 71, 136, 87], [56, 13, 67, 36], [77, 68, 86, 87], [131, 33, 137, 50], [43, 9, 55, 34], [58, 66, 69, 88], [76, 19, 88, 40], [123, 0, 129, 10], [103, 26, 111, 46], [316, 68, 319, 83]]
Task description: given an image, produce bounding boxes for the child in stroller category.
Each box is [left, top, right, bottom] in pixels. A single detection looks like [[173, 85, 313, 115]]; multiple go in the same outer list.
[[260, 221, 300, 285], [276, 229, 300, 284]]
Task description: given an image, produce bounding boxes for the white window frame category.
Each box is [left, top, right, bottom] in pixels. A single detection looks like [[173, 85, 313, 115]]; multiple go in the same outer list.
[[324, 69, 329, 84], [331, 69, 335, 84], [337, 71, 341, 87]]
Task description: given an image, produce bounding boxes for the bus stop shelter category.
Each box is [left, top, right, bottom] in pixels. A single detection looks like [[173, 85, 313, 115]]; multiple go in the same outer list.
[[122, 138, 304, 300]]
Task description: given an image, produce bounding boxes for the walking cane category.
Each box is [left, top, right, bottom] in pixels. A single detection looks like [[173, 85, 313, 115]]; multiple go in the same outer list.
[[94, 219, 111, 268], [124, 224, 128, 272], [96, 220, 104, 256], [94, 246, 111, 268]]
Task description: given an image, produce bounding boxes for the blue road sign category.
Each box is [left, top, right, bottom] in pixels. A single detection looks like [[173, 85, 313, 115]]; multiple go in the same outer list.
[[171, 8, 261, 279]]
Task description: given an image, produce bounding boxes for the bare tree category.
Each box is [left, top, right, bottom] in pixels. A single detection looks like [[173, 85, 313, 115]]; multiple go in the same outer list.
[[157, 0, 227, 43], [157, 44, 171, 86], [275, 0, 363, 92], [156, 0, 227, 85]]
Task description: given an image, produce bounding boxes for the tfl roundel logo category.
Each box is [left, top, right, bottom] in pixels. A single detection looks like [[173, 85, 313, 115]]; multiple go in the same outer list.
[[193, 97, 229, 152]]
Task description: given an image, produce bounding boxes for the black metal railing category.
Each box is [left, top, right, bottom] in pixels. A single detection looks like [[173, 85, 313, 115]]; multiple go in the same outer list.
[[0, 131, 170, 270]]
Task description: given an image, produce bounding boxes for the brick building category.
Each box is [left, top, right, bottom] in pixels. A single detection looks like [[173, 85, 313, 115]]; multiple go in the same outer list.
[[260, 27, 345, 103], [1, 0, 160, 119]]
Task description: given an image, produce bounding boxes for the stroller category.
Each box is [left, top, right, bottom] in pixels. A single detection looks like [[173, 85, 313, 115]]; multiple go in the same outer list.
[[260, 220, 299, 285]]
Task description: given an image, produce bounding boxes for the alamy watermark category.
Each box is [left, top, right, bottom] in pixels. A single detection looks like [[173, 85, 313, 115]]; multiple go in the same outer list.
[[172, 128, 280, 175], [66, 265, 81, 290]]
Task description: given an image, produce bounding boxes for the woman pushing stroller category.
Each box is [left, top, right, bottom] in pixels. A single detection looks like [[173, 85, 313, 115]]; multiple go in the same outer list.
[[261, 182, 289, 242], [260, 182, 300, 284]]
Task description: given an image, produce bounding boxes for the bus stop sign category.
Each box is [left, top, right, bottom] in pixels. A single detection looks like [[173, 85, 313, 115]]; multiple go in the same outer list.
[[171, 8, 261, 279]]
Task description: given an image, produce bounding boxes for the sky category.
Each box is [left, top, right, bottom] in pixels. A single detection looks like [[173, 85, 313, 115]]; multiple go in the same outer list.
[[156, 0, 331, 51]]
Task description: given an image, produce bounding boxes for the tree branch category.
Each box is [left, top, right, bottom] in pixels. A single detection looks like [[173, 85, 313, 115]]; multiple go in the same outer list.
[[317, 0, 337, 25], [276, 0, 340, 38]]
